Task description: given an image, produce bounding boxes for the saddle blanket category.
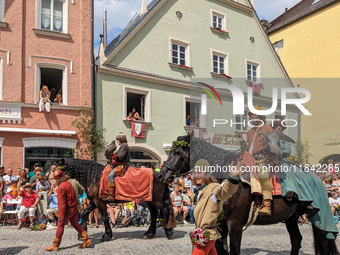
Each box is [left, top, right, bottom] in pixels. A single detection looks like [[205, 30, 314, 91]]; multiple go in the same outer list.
[[115, 166, 154, 201]]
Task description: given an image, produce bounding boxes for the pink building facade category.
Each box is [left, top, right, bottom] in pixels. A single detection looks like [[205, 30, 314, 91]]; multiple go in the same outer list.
[[0, 0, 92, 173]]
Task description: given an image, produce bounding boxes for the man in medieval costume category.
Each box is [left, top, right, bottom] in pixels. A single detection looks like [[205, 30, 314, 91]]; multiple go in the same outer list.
[[44, 169, 91, 251], [99, 132, 130, 201], [246, 105, 277, 216]]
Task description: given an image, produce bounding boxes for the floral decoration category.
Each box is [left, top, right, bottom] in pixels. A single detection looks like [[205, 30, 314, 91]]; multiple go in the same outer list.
[[189, 228, 210, 247]]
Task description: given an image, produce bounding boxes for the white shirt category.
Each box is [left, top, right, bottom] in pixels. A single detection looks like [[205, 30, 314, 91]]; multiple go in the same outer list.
[[329, 197, 340, 206], [3, 175, 18, 193]]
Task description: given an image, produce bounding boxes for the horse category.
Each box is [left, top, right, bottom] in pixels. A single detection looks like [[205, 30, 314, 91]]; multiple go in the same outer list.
[[59, 158, 176, 242], [160, 133, 339, 255]]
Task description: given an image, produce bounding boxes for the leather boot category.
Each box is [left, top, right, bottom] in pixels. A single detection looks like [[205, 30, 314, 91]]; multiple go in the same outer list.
[[258, 199, 272, 216], [79, 231, 91, 248], [102, 182, 115, 201], [44, 237, 61, 251]]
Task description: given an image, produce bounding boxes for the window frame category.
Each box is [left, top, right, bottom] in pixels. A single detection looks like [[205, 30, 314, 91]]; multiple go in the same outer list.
[[234, 109, 248, 132], [36, 0, 68, 34], [0, 57, 3, 101], [169, 37, 191, 67], [211, 49, 229, 75], [123, 86, 151, 123], [0, 0, 4, 22], [245, 59, 261, 82], [35, 62, 68, 105], [183, 96, 204, 128], [211, 9, 227, 31]]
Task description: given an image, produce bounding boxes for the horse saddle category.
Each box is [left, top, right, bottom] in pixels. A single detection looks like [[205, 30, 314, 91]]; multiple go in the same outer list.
[[240, 171, 282, 196]]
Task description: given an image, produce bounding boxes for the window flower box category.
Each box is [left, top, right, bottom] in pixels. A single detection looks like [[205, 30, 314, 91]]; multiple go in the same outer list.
[[169, 62, 193, 71], [210, 27, 229, 36], [210, 72, 232, 79]]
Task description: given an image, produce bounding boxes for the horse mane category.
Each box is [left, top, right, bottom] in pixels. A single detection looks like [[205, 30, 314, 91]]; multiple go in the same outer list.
[[190, 137, 242, 180], [63, 158, 105, 190]]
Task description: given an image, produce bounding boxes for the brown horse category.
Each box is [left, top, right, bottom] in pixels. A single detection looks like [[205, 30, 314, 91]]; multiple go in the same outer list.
[[60, 158, 176, 242], [160, 133, 339, 255]]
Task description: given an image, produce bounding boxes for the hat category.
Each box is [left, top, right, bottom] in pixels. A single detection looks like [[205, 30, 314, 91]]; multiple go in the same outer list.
[[11, 179, 18, 184], [184, 183, 190, 189], [34, 163, 41, 167], [247, 105, 264, 116], [193, 159, 211, 173], [22, 183, 32, 189], [272, 120, 286, 131], [6, 188, 12, 193], [116, 132, 127, 140], [54, 169, 64, 180]]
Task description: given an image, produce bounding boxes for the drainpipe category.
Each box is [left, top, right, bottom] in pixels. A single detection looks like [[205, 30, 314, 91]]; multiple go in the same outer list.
[[91, 0, 97, 162]]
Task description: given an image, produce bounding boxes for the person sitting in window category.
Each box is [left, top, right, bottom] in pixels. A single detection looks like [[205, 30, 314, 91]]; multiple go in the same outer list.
[[39, 85, 51, 112], [132, 107, 141, 121], [54, 93, 63, 104], [191, 117, 200, 127], [126, 112, 136, 122], [186, 115, 191, 126]]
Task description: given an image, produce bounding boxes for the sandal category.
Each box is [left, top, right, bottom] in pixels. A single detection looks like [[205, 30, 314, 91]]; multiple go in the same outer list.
[[17, 224, 22, 229], [96, 224, 99, 228]]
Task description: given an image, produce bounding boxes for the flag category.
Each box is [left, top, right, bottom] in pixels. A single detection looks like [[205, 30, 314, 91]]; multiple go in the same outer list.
[[131, 122, 145, 138], [252, 82, 260, 95], [191, 128, 202, 139]]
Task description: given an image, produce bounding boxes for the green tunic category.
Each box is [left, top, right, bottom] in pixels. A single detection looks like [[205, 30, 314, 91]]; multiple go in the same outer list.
[[279, 140, 338, 239]]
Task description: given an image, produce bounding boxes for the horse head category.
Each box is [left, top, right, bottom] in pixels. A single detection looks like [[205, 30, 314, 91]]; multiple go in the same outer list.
[[160, 132, 192, 184]]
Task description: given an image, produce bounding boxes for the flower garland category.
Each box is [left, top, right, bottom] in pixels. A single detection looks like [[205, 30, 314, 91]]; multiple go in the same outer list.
[[190, 228, 210, 247], [172, 141, 190, 150], [57, 165, 67, 170]]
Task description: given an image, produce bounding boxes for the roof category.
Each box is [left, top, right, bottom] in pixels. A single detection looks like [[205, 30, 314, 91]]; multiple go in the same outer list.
[[266, 0, 339, 34], [104, 0, 163, 57]]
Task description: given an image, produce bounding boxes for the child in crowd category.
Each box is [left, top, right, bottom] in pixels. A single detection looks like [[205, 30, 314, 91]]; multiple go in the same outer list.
[[3, 188, 16, 224], [329, 191, 340, 216], [78, 192, 87, 224], [36, 175, 50, 193], [54, 93, 63, 104], [9, 180, 18, 197]]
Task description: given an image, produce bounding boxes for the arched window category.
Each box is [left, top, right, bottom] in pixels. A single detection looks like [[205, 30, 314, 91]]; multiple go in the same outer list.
[[130, 149, 159, 169]]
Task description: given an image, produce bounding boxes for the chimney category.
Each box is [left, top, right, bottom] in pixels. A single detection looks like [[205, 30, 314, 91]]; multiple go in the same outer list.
[[103, 8, 107, 49], [285, 7, 288, 14], [261, 19, 269, 29], [140, 0, 147, 16]]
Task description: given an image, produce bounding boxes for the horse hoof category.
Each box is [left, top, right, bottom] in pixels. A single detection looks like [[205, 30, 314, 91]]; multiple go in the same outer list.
[[100, 235, 112, 242], [143, 233, 155, 239], [165, 229, 174, 239]]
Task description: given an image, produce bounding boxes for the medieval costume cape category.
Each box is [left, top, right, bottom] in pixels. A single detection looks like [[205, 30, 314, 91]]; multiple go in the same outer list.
[[279, 140, 339, 239]]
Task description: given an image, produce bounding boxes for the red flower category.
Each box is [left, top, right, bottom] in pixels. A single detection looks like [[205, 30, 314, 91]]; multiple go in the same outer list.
[[220, 73, 232, 79]]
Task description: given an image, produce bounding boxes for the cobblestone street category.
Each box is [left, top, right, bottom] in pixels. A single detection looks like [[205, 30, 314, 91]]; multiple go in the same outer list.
[[1, 223, 339, 255]]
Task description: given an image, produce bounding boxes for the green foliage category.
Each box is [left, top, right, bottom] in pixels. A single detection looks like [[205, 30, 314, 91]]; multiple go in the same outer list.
[[72, 106, 107, 160], [292, 140, 313, 166], [172, 141, 190, 150]]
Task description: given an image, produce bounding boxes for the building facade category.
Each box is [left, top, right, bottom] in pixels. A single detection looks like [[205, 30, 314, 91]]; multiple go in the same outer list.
[[0, 0, 92, 172], [96, 0, 299, 166], [266, 0, 340, 164]]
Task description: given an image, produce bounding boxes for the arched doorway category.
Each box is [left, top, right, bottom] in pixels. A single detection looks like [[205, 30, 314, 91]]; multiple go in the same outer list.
[[319, 154, 340, 165]]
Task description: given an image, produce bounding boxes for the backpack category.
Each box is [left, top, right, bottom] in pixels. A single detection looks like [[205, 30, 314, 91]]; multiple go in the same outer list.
[[36, 214, 48, 226], [131, 216, 142, 227]]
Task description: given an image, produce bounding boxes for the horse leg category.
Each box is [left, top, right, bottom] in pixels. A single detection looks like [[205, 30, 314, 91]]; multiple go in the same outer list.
[[228, 220, 243, 255], [285, 215, 302, 255], [81, 200, 95, 234], [143, 202, 158, 239], [216, 221, 229, 255], [95, 199, 112, 242]]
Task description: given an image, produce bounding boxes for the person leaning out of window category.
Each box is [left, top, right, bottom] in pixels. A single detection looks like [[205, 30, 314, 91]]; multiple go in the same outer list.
[[39, 85, 51, 112], [185, 159, 243, 255]]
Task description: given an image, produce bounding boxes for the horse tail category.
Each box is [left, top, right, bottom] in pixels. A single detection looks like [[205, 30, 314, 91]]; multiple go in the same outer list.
[[312, 223, 339, 255], [163, 185, 177, 229]]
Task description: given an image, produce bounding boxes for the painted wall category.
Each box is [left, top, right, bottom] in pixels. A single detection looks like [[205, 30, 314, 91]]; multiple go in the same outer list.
[[268, 2, 340, 164]]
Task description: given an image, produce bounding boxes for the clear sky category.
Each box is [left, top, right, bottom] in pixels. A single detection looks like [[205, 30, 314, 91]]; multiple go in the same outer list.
[[94, 0, 301, 55]]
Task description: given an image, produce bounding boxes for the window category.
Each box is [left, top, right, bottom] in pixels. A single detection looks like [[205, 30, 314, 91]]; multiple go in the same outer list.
[[172, 43, 186, 65], [37, 0, 67, 33], [211, 50, 229, 76], [234, 110, 248, 132], [185, 100, 201, 127], [247, 61, 260, 82], [169, 38, 191, 67], [0, 57, 3, 101], [0, 0, 4, 22], [211, 10, 226, 31], [213, 54, 225, 74], [124, 87, 151, 122], [35, 63, 68, 105], [25, 147, 73, 169]]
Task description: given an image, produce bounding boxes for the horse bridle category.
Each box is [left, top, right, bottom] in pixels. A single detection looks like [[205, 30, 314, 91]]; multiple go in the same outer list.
[[163, 149, 190, 178]]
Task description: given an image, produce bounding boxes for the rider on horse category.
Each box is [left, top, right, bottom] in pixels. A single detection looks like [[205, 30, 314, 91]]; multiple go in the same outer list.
[[104, 132, 130, 201], [247, 105, 278, 216]]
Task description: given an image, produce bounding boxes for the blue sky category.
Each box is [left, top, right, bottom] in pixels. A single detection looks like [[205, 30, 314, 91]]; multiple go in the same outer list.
[[94, 0, 301, 55]]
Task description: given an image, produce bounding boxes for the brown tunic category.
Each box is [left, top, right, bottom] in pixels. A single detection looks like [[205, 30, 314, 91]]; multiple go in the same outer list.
[[116, 143, 130, 163], [247, 124, 274, 155]]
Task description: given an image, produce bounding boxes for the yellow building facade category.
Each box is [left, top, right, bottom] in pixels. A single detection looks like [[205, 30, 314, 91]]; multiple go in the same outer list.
[[267, 0, 340, 165]]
